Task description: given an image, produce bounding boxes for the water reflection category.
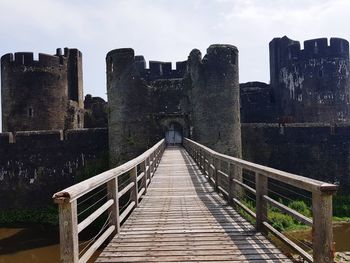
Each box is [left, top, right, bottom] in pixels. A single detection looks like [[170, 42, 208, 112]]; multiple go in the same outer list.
[[0, 226, 59, 263]]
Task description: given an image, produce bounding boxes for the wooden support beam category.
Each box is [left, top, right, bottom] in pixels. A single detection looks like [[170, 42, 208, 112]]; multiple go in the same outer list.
[[58, 200, 79, 263], [130, 167, 139, 207], [256, 173, 268, 235], [214, 158, 220, 192], [140, 160, 147, 195], [312, 191, 334, 263], [107, 178, 120, 235]]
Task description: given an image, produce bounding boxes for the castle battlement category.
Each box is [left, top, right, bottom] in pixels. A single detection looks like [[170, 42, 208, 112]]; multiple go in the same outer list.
[[1, 52, 66, 67], [106, 48, 187, 81], [270, 36, 349, 67], [1, 48, 83, 68]]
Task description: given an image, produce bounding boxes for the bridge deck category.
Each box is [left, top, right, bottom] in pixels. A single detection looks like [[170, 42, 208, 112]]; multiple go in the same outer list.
[[96, 147, 292, 262]]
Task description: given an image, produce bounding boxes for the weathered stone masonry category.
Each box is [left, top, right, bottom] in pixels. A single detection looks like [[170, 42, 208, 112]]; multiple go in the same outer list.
[[270, 36, 350, 123], [107, 45, 242, 165], [0, 128, 108, 208], [1, 48, 84, 132]]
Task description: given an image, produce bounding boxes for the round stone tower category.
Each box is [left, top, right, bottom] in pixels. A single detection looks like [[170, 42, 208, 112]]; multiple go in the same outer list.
[[106, 48, 151, 165], [1, 48, 84, 132], [188, 44, 242, 158]]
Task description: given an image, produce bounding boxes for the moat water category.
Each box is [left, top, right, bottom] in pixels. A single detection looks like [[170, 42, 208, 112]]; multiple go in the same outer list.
[[0, 225, 100, 263], [0, 223, 349, 262]]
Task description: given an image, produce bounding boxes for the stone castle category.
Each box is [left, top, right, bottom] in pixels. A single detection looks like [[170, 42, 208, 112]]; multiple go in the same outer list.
[[106, 45, 241, 165], [1, 36, 350, 208]]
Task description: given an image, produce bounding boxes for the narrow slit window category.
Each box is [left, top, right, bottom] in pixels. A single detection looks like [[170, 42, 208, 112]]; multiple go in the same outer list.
[[28, 108, 33, 117]]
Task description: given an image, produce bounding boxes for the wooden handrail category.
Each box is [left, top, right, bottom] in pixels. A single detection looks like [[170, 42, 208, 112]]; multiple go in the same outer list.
[[183, 138, 338, 263], [184, 138, 337, 193], [53, 139, 165, 263], [53, 139, 165, 202]]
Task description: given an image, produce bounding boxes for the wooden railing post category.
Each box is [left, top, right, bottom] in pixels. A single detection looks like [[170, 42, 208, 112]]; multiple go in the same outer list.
[[130, 167, 139, 207], [57, 200, 79, 263], [256, 173, 268, 235], [150, 152, 154, 177], [196, 147, 200, 164], [209, 154, 214, 180], [228, 163, 234, 205], [146, 157, 151, 185], [214, 157, 220, 191], [312, 191, 334, 263], [107, 178, 120, 234], [140, 160, 147, 194]]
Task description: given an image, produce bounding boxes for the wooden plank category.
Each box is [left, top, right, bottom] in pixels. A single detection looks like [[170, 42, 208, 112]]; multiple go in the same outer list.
[[96, 254, 291, 262], [96, 147, 291, 263]]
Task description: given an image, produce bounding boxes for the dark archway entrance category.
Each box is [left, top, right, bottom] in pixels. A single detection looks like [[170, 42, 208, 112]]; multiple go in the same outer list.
[[165, 122, 183, 145]]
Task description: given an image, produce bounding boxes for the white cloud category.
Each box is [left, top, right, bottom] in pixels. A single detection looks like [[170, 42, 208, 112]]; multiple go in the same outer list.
[[1, 0, 350, 130]]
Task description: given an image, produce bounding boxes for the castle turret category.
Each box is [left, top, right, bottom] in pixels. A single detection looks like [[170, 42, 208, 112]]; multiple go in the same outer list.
[[1, 49, 84, 132], [106, 48, 151, 165], [269, 36, 350, 123], [188, 44, 242, 157]]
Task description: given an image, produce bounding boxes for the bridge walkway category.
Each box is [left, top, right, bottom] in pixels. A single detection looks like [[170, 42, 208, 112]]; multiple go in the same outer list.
[[96, 146, 292, 262]]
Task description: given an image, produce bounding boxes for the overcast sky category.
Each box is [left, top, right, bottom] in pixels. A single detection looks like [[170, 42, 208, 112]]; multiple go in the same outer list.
[[1, 0, 350, 129]]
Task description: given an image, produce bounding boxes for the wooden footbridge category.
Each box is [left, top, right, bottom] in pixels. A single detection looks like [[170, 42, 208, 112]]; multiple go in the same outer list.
[[53, 139, 338, 263]]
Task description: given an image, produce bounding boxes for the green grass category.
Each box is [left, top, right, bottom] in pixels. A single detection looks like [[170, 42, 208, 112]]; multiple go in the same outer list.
[[237, 195, 350, 233], [333, 195, 350, 218]]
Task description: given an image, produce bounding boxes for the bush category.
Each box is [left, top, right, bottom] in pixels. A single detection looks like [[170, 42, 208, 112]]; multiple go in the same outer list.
[[0, 206, 58, 226], [288, 200, 311, 217], [333, 195, 350, 218], [269, 211, 294, 231]]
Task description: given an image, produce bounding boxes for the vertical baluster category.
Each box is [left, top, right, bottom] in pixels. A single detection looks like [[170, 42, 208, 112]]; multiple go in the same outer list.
[[130, 167, 138, 207], [312, 191, 335, 263], [107, 178, 120, 235], [140, 160, 147, 195], [57, 199, 79, 263], [228, 163, 234, 205], [214, 157, 220, 191], [255, 173, 268, 235], [146, 157, 151, 185]]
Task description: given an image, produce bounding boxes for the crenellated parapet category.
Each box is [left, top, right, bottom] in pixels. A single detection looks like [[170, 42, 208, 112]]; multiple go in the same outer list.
[[1, 52, 65, 68], [106, 48, 187, 82], [106, 45, 242, 164], [270, 36, 349, 69]]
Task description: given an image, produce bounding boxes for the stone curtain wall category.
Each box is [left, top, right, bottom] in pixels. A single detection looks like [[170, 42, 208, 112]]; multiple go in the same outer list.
[[0, 128, 108, 209], [242, 123, 350, 193]]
